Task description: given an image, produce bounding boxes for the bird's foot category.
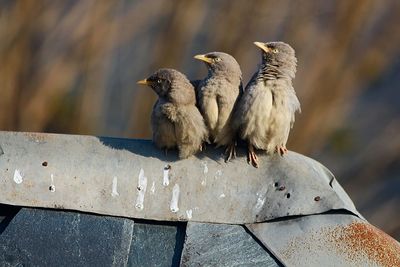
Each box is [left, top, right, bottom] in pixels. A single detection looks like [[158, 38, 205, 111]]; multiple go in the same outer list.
[[224, 142, 236, 162], [247, 144, 259, 168], [277, 145, 288, 156]]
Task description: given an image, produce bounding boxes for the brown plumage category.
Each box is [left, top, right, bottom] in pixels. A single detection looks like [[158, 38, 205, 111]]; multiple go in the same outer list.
[[138, 68, 208, 159], [194, 52, 242, 161], [233, 41, 301, 167]]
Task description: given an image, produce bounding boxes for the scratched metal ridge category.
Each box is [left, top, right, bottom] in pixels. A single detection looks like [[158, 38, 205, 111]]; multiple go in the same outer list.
[[0, 131, 360, 224]]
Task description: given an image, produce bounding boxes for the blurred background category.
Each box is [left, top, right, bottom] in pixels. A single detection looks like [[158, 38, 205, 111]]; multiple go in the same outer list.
[[0, 0, 399, 239]]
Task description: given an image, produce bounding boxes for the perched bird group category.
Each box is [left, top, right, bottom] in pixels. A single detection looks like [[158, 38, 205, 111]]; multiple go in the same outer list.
[[138, 41, 300, 168]]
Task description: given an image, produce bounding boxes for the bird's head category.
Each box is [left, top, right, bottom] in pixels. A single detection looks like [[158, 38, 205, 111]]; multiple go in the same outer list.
[[137, 68, 195, 105], [254, 41, 297, 79], [194, 52, 241, 76]]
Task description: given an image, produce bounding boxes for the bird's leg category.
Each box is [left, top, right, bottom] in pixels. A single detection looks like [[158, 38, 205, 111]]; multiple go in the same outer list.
[[247, 143, 259, 168], [164, 148, 168, 156], [276, 145, 288, 156], [224, 142, 236, 162], [200, 142, 207, 152]]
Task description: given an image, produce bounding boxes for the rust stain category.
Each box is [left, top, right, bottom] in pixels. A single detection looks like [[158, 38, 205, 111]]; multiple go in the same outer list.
[[282, 221, 400, 266], [336, 222, 400, 267]]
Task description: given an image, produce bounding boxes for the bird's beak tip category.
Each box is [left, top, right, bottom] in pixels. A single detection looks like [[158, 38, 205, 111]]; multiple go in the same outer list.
[[137, 79, 148, 85], [253, 41, 269, 52], [194, 54, 212, 63]]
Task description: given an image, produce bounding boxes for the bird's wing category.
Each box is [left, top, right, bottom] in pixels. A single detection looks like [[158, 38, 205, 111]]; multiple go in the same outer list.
[[174, 106, 208, 158], [160, 103, 178, 122], [230, 73, 258, 132], [214, 81, 242, 147], [199, 91, 219, 139], [286, 85, 301, 128], [151, 100, 176, 149], [236, 80, 274, 150]]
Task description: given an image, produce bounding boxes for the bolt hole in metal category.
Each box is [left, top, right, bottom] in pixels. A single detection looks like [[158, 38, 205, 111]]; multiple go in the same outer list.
[[286, 193, 291, 199], [314, 196, 321, 201], [42, 161, 48, 167], [274, 182, 279, 187]]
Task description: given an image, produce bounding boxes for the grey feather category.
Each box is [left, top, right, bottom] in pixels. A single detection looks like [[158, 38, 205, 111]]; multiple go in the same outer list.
[[144, 68, 208, 159], [195, 52, 242, 147], [234, 42, 300, 155]]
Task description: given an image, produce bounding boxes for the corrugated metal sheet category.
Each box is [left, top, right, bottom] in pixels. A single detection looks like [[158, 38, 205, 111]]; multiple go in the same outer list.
[[246, 213, 400, 267], [0, 131, 360, 224]]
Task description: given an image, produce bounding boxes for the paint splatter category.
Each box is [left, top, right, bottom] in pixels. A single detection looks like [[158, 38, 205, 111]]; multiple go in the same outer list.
[[49, 174, 56, 192], [219, 193, 226, 199], [186, 209, 193, 219], [255, 192, 266, 211], [13, 169, 23, 184], [111, 176, 119, 197], [163, 165, 170, 186], [150, 181, 156, 194], [201, 161, 208, 174], [135, 169, 147, 210], [214, 169, 222, 179], [170, 184, 180, 213]]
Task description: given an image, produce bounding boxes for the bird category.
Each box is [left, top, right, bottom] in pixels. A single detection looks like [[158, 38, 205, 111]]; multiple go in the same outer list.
[[233, 41, 300, 168], [194, 52, 243, 161], [137, 68, 208, 159]]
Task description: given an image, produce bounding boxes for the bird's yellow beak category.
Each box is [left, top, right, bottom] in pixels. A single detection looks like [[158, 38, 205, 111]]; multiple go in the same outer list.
[[137, 79, 149, 85], [194, 54, 213, 64], [254, 41, 270, 53]]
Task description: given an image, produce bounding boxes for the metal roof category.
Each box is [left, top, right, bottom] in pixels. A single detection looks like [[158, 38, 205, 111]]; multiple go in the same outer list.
[[247, 213, 400, 266], [0, 131, 399, 266], [0, 131, 359, 224]]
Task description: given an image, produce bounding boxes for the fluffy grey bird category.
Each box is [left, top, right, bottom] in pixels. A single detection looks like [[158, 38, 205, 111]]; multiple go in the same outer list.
[[234, 41, 300, 168], [137, 68, 208, 159], [194, 52, 242, 161]]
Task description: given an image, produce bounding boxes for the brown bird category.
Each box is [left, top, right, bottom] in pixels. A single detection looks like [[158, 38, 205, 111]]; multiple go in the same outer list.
[[137, 68, 208, 159], [233, 41, 300, 168], [194, 52, 242, 161]]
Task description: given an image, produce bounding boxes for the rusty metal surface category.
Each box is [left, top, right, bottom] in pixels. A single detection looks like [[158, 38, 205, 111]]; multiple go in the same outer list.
[[0, 131, 360, 224], [246, 214, 400, 267]]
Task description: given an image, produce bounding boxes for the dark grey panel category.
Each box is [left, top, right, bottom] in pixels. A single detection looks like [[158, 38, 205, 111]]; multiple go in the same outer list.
[[0, 208, 185, 267], [128, 221, 185, 267], [180, 222, 280, 267]]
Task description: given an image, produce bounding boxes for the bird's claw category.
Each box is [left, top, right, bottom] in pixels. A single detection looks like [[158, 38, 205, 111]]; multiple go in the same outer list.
[[277, 146, 288, 156], [247, 144, 259, 168], [224, 143, 236, 162]]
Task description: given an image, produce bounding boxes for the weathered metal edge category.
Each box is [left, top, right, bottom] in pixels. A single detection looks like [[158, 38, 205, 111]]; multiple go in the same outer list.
[[0, 131, 361, 224]]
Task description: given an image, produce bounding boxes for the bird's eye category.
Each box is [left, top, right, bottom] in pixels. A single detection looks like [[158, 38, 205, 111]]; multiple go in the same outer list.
[[157, 79, 162, 84], [272, 48, 279, 53], [214, 57, 222, 62]]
